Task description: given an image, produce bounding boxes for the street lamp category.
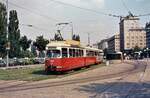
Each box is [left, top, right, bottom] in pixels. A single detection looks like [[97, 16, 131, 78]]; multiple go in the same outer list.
[[69, 22, 74, 39], [21, 24, 33, 27], [6, 0, 9, 67], [146, 48, 149, 58]]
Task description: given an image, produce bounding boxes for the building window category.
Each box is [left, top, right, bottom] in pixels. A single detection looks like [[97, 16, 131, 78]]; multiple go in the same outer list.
[[140, 43, 143, 45]]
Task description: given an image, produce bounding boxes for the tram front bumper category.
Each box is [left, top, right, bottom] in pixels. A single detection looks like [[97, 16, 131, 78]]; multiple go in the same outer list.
[[46, 65, 63, 72]]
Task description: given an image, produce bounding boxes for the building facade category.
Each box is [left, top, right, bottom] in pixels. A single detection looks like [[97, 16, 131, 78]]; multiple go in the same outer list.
[[145, 22, 150, 48], [97, 39, 108, 50], [108, 33, 120, 52], [120, 14, 146, 51]]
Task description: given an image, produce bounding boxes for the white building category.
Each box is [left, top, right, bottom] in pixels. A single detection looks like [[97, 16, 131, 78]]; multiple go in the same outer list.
[[97, 39, 108, 50], [108, 33, 120, 52], [120, 14, 146, 51]]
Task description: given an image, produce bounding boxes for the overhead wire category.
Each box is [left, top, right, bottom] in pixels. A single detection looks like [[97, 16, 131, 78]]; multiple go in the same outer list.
[[121, 0, 131, 13], [0, 0, 55, 25], [138, 13, 150, 17], [5, 0, 59, 22], [20, 24, 51, 32], [2, 0, 150, 19], [1, 0, 56, 33], [49, 0, 121, 18]]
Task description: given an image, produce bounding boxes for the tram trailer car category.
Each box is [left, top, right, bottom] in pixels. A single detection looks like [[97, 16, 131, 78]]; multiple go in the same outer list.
[[45, 41, 103, 72]]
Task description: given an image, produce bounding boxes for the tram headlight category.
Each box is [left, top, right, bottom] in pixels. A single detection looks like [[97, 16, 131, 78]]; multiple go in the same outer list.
[[56, 66, 63, 68]]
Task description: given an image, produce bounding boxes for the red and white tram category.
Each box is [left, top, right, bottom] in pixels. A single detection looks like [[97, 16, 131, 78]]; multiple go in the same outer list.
[[45, 40, 103, 72]]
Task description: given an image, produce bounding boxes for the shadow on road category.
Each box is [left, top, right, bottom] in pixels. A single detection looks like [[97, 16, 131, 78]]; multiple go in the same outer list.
[[76, 82, 150, 98], [32, 70, 67, 75]]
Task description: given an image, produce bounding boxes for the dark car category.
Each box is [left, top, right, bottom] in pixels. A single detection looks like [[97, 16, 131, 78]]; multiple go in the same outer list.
[[0, 60, 6, 67]]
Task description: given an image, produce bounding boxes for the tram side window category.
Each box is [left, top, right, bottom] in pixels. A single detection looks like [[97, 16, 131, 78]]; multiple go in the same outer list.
[[69, 49, 73, 57], [73, 49, 76, 57], [79, 50, 83, 57], [75, 49, 79, 57], [89, 51, 94, 56], [78, 49, 80, 57], [62, 48, 68, 58], [86, 50, 89, 57], [95, 52, 97, 56], [98, 52, 101, 56], [81, 50, 83, 56]]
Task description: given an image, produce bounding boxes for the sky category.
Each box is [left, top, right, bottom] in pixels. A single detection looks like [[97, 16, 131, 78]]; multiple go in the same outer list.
[[0, 0, 150, 45]]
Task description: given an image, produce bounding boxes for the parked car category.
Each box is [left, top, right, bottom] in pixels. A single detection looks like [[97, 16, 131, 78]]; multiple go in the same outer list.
[[0, 60, 6, 67], [33, 58, 45, 64], [15, 58, 24, 65], [8, 59, 17, 66]]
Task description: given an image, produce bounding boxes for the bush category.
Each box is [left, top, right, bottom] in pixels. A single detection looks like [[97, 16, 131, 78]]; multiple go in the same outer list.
[[20, 50, 35, 58]]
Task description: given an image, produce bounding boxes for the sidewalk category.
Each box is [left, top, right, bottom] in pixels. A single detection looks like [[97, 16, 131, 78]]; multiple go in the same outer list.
[[0, 64, 44, 70], [143, 60, 150, 82]]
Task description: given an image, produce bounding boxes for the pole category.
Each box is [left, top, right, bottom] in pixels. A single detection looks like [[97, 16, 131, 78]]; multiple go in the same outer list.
[[88, 33, 90, 46], [6, 0, 9, 67], [70, 22, 73, 40]]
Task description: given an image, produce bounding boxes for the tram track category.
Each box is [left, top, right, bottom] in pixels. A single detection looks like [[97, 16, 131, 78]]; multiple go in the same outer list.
[[123, 60, 148, 98], [91, 60, 148, 98], [0, 61, 146, 94]]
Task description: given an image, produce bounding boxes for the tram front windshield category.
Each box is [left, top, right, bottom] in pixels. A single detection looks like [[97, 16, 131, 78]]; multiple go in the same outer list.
[[47, 50, 61, 58]]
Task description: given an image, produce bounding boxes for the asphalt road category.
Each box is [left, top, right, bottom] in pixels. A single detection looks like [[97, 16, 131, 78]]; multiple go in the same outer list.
[[0, 60, 149, 98]]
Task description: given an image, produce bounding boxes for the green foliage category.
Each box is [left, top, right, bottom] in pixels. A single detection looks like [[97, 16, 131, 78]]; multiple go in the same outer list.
[[39, 51, 45, 58], [133, 46, 141, 52], [72, 34, 80, 41], [0, 63, 105, 81], [0, 3, 7, 57], [8, 10, 21, 58], [33, 35, 49, 52], [20, 50, 35, 58], [31, 45, 37, 57], [20, 35, 31, 51]]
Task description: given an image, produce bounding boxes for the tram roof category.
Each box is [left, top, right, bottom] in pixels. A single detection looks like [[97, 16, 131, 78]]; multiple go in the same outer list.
[[83, 46, 102, 52], [46, 40, 102, 52], [46, 40, 80, 47], [46, 41, 70, 47]]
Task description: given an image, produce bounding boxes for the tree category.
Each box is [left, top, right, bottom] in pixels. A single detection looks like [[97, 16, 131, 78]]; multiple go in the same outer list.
[[34, 35, 49, 52], [31, 44, 37, 57], [8, 10, 21, 58], [20, 50, 34, 58], [0, 3, 7, 57], [72, 34, 80, 41], [133, 46, 141, 52], [20, 36, 31, 51]]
